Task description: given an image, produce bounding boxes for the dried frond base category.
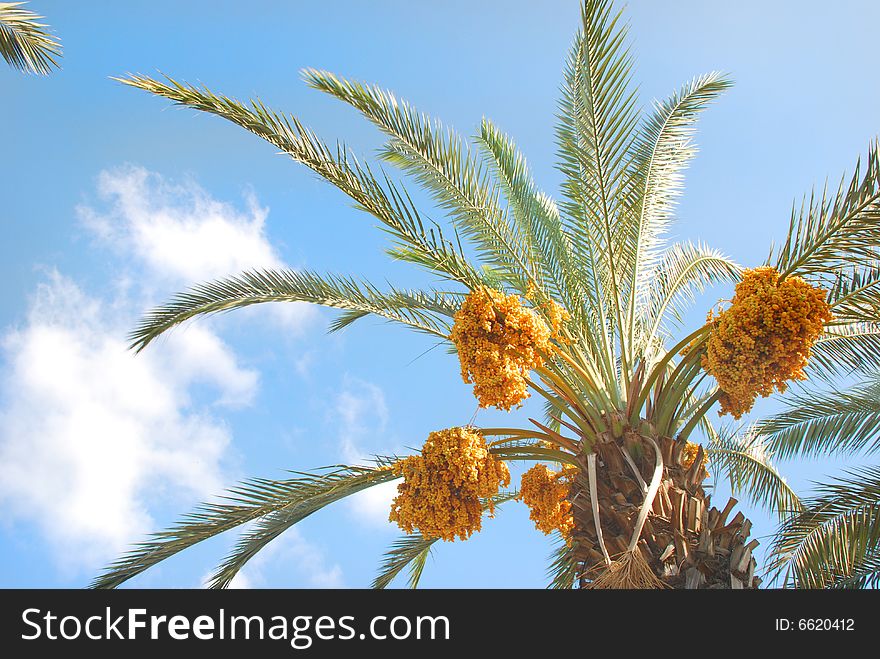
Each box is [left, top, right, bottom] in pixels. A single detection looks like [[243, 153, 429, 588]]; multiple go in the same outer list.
[[588, 550, 668, 590]]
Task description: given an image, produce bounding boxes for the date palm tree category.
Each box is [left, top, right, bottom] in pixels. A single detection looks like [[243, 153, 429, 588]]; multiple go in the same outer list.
[[93, 0, 880, 589], [0, 2, 60, 75]]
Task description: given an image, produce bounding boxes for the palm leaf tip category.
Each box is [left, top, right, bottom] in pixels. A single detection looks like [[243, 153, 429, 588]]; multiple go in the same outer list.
[[126, 268, 456, 353], [0, 1, 61, 75], [372, 534, 437, 589], [92, 463, 399, 589], [774, 140, 880, 280]]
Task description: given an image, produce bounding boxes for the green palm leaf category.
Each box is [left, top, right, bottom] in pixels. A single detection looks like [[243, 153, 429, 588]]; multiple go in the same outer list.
[[475, 119, 587, 319], [758, 377, 880, 459], [115, 74, 483, 288], [556, 0, 640, 374], [0, 2, 60, 74], [824, 548, 880, 588], [625, 73, 733, 350], [641, 241, 741, 356], [303, 68, 539, 294], [372, 533, 438, 590], [767, 467, 880, 588], [547, 535, 579, 589], [206, 463, 402, 589], [826, 262, 880, 321], [808, 323, 880, 378], [773, 141, 880, 280], [92, 462, 399, 589], [129, 268, 457, 352], [706, 426, 802, 517]]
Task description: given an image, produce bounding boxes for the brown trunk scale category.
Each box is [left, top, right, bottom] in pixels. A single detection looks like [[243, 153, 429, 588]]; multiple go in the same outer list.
[[567, 430, 760, 589]]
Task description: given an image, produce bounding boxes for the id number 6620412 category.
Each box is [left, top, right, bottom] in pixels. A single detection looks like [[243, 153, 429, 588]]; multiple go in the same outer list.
[[775, 618, 854, 631]]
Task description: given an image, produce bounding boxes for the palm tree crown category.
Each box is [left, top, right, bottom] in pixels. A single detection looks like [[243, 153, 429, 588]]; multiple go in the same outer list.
[[93, 0, 880, 589]]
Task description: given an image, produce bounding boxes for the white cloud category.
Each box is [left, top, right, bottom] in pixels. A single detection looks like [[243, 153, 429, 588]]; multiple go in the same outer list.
[[329, 376, 400, 530], [81, 166, 277, 283], [77, 164, 317, 334], [333, 376, 389, 465], [0, 272, 248, 571], [349, 480, 400, 529], [201, 528, 344, 589], [0, 166, 322, 579]]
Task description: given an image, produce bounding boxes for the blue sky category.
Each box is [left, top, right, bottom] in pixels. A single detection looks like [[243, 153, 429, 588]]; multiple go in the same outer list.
[[2, 0, 879, 588]]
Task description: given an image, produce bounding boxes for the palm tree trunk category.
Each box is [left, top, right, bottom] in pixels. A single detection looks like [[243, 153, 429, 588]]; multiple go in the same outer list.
[[569, 430, 760, 588]]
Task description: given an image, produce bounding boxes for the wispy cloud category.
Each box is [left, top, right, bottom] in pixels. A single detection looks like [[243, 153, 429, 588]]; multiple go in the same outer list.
[[0, 166, 318, 579], [0, 272, 243, 572], [330, 376, 400, 530], [81, 166, 277, 284], [77, 164, 317, 333], [333, 376, 390, 465]]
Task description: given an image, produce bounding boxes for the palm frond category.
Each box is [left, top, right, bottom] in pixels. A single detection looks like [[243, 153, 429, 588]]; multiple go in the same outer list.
[[767, 466, 880, 588], [371, 491, 519, 589], [206, 463, 402, 589], [0, 2, 60, 74], [625, 73, 732, 349], [129, 269, 457, 352], [757, 377, 880, 459], [476, 119, 589, 320], [489, 445, 580, 469], [556, 0, 640, 371], [92, 462, 399, 589], [547, 534, 578, 589], [115, 74, 483, 288], [825, 264, 880, 325], [372, 534, 438, 590], [706, 425, 802, 517], [774, 141, 880, 280], [303, 68, 539, 293], [824, 547, 880, 589], [641, 240, 741, 354], [808, 323, 880, 379]]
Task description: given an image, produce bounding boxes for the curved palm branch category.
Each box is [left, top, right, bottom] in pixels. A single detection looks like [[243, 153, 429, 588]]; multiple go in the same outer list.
[[758, 377, 880, 459], [773, 141, 880, 281], [767, 467, 880, 588], [625, 72, 732, 351], [547, 535, 580, 590], [302, 68, 540, 297], [372, 491, 519, 589], [0, 2, 60, 74], [808, 323, 880, 378], [128, 268, 458, 352], [640, 241, 741, 356], [476, 118, 587, 324], [705, 426, 802, 517], [114, 74, 484, 289], [823, 549, 880, 589], [826, 262, 880, 324], [556, 0, 639, 378], [92, 462, 399, 589], [372, 533, 438, 590]]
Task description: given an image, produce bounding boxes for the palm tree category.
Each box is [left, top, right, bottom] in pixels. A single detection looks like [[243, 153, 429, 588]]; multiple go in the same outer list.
[[760, 375, 880, 588], [0, 2, 60, 75], [92, 0, 880, 589]]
